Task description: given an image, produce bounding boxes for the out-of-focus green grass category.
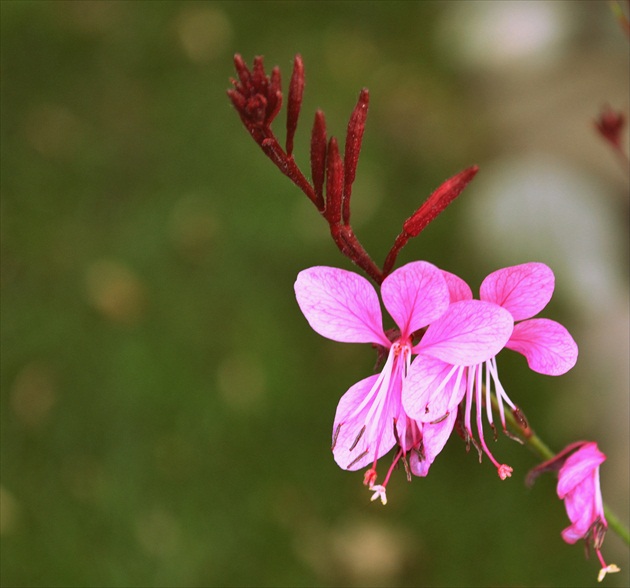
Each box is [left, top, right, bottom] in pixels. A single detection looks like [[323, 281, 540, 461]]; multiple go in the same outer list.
[[2, 2, 628, 587]]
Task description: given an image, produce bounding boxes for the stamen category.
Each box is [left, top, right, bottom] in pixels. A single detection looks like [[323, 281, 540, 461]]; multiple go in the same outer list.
[[430, 412, 450, 425], [363, 468, 377, 487], [487, 357, 517, 434], [332, 423, 341, 450], [348, 348, 395, 421], [503, 428, 524, 444], [497, 464, 513, 480], [501, 406, 527, 443], [464, 366, 475, 445], [424, 363, 460, 416], [363, 349, 396, 437], [512, 406, 529, 430], [414, 440, 426, 462], [597, 564, 620, 583], [369, 484, 387, 505], [349, 425, 366, 451], [474, 363, 511, 476], [401, 452, 412, 482], [470, 436, 483, 461], [346, 449, 369, 469], [392, 418, 401, 446], [382, 447, 403, 486], [485, 360, 494, 427], [591, 518, 607, 550]]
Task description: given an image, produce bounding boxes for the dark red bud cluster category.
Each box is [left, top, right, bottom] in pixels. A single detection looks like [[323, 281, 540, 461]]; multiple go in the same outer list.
[[228, 55, 282, 142], [228, 54, 479, 284]]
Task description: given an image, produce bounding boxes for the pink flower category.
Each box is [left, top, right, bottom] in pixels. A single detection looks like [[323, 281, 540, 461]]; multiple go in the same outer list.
[[528, 442, 620, 582], [404, 263, 578, 479], [295, 261, 513, 502], [558, 442, 607, 542]]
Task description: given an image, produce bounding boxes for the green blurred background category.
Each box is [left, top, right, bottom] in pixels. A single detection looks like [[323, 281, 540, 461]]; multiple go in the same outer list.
[[2, 1, 628, 586]]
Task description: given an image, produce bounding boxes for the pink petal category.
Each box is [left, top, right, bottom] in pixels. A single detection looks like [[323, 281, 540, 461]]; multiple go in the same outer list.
[[410, 412, 457, 477], [402, 355, 466, 422], [506, 319, 578, 376], [381, 261, 449, 338], [561, 474, 602, 544], [332, 374, 401, 471], [557, 442, 605, 498], [414, 300, 514, 366], [480, 263, 555, 321], [295, 266, 388, 345], [441, 270, 473, 303], [561, 522, 589, 544]]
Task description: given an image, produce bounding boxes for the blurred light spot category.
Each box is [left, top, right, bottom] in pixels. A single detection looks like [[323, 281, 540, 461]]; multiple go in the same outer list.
[[465, 155, 625, 315], [59, 0, 123, 34], [169, 195, 218, 263], [331, 519, 411, 584], [295, 516, 414, 585], [11, 362, 57, 428], [217, 353, 266, 413], [0, 486, 19, 535], [85, 259, 147, 325], [175, 6, 232, 64], [135, 507, 182, 558], [22, 104, 85, 161], [437, 1, 572, 70]]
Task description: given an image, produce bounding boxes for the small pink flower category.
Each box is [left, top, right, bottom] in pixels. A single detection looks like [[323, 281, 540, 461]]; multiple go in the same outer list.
[[295, 261, 513, 501], [558, 442, 607, 542], [404, 263, 578, 479], [529, 442, 620, 582]]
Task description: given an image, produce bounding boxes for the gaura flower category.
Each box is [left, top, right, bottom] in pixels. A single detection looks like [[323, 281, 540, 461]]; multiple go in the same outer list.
[[403, 263, 578, 479], [294, 261, 513, 503], [527, 441, 620, 582]]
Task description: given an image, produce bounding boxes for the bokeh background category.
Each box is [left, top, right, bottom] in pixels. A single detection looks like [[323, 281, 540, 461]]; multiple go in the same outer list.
[[2, 1, 629, 586]]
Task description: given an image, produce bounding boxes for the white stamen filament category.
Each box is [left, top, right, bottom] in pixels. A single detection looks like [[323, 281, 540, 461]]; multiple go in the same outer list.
[[484, 361, 494, 426], [464, 366, 475, 435], [429, 363, 460, 405], [487, 357, 516, 430], [365, 356, 395, 452], [347, 346, 396, 421]]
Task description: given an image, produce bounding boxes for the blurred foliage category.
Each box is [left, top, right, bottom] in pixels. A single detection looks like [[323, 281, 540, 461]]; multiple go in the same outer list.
[[1, 1, 628, 587]]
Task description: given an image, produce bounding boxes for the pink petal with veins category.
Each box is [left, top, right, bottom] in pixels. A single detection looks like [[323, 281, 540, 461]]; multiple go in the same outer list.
[[332, 374, 404, 471], [557, 442, 606, 499], [506, 318, 578, 376], [558, 443, 606, 544], [561, 477, 599, 539], [295, 266, 388, 346], [414, 300, 514, 366], [381, 261, 449, 337], [441, 270, 473, 303], [480, 263, 554, 321], [403, 355, 466, 422]]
